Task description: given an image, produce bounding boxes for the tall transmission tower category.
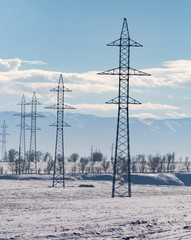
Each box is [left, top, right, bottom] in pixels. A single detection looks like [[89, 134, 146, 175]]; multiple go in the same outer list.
[[98, 18, 150, 197], [0, 120, 9, 161], [27, 92, 44, 173], [15, 94, 29, 174], [45, 74, 76, 187]]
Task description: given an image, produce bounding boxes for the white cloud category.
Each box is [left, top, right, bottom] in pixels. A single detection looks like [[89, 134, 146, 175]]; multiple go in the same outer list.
[[130, 113, 159, 119], [181, 96, 191, 100], [0, 58, 46, 72], [130, 102, 179, 110], [22, 60, 46, 65], [168, 95, 173, 99], [0, 57, 189, 119], [131, 60, 191, 87], [73, 103, 116, 112], [166, 111, 189, 119], [73, 102, 179, 113], [0, 59, 117, 97], [131, 89, 151, 93], [0, 58, 22, 72], [1, 58, 191, 98]]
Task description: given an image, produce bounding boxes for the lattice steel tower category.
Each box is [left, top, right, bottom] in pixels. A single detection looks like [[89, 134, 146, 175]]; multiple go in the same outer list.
[[27, 92, 44, 173], [0, 120, 9, 161], [99, 18, 150, 197], [45, 74, 75, 187], [15, 95, 28, 174]]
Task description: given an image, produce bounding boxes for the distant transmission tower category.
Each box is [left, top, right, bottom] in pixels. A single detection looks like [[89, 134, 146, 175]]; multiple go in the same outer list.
[[15, 94, 29, 174], [45, 74, 76, 187], [99, 18, 150, 197], [27, 92, 44, 173], [0, 120, 9, 161]]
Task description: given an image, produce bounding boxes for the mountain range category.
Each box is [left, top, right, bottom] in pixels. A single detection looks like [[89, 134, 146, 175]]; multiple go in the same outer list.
[[0, 111, 191, 160]]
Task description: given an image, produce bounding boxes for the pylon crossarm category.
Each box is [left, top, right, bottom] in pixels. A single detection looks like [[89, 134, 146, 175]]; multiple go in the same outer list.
[[26, 101, 42, 106], [14, 113, 30, 117], [50, 122, 71, 127], [64, 104, 76, 110], [35, 113, 45, 118], [98, 67, 120, 75], [106, 97, 119, 104], [128, 96, 141, 104], [99, 68, 150, 76], [129, 68, 150, 76], [50, 86, 72, 92], [45, 103, 76, 110], [107, 39, 121, 46], [129, 39, 143, 47], [27, 113, 45, 118], [27, 126, 42, 131]]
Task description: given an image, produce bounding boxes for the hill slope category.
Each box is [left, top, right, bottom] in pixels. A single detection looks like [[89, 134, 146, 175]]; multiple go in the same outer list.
[[0, 111, 191, 159]]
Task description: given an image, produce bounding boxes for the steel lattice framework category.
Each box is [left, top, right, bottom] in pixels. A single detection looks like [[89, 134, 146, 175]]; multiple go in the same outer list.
[[45, 74, 75, 187], [0, 120, 9, 161], [27, 92, 44, 173], [99, 18, 150, 197], [15, 95, 29, 174]]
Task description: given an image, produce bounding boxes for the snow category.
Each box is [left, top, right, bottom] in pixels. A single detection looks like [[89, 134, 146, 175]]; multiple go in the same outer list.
[[1, 173, 191, 239]]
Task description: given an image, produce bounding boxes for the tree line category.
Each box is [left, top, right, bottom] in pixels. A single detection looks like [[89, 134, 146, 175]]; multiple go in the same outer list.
[[0, 149, 191, 175]]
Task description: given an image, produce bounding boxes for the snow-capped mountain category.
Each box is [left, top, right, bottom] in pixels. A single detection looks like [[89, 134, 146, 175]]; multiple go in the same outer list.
[[1, 111, 191, 160]]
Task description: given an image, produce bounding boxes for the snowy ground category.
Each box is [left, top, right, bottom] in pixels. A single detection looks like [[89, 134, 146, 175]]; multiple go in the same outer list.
[[1, 174, 191, 239]]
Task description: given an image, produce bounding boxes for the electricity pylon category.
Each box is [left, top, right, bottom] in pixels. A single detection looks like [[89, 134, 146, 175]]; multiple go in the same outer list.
[[98, 18, 150, 197], [15, 95, 29, 174], [0, 120, 9, 161], [45, 74, 76, 187], [27, 92, 44, 173]]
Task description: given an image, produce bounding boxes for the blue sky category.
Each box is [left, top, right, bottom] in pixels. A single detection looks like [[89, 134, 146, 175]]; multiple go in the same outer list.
[[0, 0, 191, 119]]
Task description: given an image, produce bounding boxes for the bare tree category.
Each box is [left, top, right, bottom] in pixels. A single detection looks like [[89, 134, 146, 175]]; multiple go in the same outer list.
[[136, 154, 147, 173], [90, 161, 95, 173], [131, 157, 137, 173], [78, 157, 89, 173], [71, 164, 77, 174], [43, 152, 53, 162], [8, 149, 19, 174], [95, 166, 102, 173], [92, 151, 105, 162], [45, 160, 54, 174], [101, 160, 110, 173], [8, 149, 18, 162], [148, 154, 160, 173], [9, 161, 16, 174], [166, 153, 175, 173], [157, 156, 166, 173], [3, 151, 8, 162], [184, 156, 190, 172], [67, 153, 79, 162], [36, 151, 43, 162]]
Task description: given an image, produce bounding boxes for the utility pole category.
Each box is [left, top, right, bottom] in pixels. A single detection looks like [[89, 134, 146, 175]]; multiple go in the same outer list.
[[27, 92, 44, 173], [45, 74, 76, 187], [99, 18, 150, 197], [0, 120, 9, 161]]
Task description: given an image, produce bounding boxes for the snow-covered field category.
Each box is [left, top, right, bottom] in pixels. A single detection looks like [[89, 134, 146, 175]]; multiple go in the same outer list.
[[1, 174, 191, 239]]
